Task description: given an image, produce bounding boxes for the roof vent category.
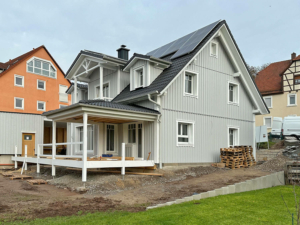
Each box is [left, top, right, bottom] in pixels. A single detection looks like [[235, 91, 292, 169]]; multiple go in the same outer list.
[[292, 52, 296, 60], [117, 45, 130, 60]]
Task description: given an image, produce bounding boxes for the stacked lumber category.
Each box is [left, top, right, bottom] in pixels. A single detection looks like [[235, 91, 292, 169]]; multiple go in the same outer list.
[[27, 179, 47, 185], [220, 146, 256, 169], [239, 145, 256, 168], [220, 147, 244, 169]]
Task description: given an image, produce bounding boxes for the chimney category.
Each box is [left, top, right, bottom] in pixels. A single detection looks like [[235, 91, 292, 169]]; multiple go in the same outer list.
[[292, 52, 296, 60], [117, 45, 130, 60]]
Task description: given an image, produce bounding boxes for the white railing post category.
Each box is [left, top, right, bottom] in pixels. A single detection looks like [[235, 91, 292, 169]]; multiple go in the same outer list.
[[52, 121, 56, 177], [25, 145, 27, 171], [121, 143, 125, 175], [82, 113, 88, 183], [14, 145, 17, 169], [37, 144, 40, 174]]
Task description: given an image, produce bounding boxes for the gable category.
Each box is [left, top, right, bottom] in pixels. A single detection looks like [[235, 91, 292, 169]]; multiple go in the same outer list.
[[282, 60, 300, 92]]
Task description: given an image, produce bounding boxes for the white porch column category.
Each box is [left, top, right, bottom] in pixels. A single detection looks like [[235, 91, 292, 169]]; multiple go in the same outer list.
[[37, 145, 40, 174], [14, 145, 17, 169], [52, 120, 56, 177], [121, 143, 125, 175], [24, 145, 27, 171], [99, 66, 103, 100], [154, 116, 161, 167], [82, 113, 88, 183], [74, 77, 78, 103]]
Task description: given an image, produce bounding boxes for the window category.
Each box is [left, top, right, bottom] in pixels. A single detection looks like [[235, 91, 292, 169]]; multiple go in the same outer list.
[[106, 125, 115, 152], [78, 125, 93, 151], [24, 135, 32, 140], [95, 86, 100, 99], [264, 117, 272, 129], [128, 124, 136, 143], [132, 67, 145, 90], [37, 80, 46, 90], [14, 75, 24, 87], [177, 120, 194, 146], [27, 58, 56, 78], [60, 104, 67, 109], [228, 127, 239, 147], [59, 85, 68, 103], [263, 96, 272, 108], [210, 41, 218, 58], [37, 101, 46, 111], [184, 71, 198, 97], [103, 83, 109, 98], [288, 93, 297, 106], [14, 97, 24, 110], [295, 76, 300, 85], [228, 82, 239, 105]]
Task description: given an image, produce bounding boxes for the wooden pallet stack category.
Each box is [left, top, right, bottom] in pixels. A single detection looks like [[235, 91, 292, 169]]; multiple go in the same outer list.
[[220, 146, 256, 169], [239, 146, 256, 168], [220, 147, 244, 169]]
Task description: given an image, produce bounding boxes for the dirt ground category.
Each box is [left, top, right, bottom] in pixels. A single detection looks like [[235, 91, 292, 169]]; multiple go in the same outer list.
[[0, 155, 289, 222]]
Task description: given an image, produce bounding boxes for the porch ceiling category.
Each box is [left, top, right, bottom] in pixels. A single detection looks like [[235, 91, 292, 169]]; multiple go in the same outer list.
[[72, 115, 136, 124]]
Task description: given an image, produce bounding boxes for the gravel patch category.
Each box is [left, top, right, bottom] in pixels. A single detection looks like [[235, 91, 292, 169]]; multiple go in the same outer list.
[[255, 155, 290, 172]]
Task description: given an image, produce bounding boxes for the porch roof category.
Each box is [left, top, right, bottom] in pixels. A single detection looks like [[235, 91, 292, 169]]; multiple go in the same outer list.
[[43, 100, 160, 123]]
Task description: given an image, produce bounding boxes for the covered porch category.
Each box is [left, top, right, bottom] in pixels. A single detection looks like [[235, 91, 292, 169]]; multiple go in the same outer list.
[[12, 101, 160, 183]]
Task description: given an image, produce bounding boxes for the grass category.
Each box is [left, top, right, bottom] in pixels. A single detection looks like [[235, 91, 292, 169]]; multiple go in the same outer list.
[[3, 186, 300, 225], [257, 140, 276, 149]]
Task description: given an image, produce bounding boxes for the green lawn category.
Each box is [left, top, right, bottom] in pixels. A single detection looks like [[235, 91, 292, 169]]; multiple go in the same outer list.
[[4, 186, 300, 225]]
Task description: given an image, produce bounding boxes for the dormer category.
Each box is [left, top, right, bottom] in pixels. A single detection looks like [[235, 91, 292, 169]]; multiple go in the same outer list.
[[123, 54, 171, 91]]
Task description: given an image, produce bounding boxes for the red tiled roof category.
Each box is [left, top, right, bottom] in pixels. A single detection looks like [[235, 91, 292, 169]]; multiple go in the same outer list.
[[255, 59, 292, 95], [293, 55, 300, 61]]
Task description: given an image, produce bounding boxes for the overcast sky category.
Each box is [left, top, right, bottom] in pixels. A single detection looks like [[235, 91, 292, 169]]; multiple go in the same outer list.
[[1, 0, 299, 72]]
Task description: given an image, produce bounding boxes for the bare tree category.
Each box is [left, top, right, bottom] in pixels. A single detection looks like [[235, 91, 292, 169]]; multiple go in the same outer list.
[[247, 63, 270, 79]]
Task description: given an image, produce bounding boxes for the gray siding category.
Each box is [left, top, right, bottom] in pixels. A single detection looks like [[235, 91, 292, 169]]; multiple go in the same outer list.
[[144, 121, 155, 160], [160, 37, 255, 163], [149, 63, 163, 85], [120, 70, 130, 92], [88, 68, 118, 100], [0, 112, 44, 155]]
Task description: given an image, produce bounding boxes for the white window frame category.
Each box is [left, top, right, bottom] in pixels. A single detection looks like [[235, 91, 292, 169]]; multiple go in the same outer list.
[[75, 125, 94, 154], [102, 81, 111, 101], [14, 74, 24, 87], [287, 93, 297, 107], [26, 56, 57, 79], [183, 70, 198, 98], [104, 123, 118, 154], [59, 104, 67, 109], [228, 126, 239, 147], [14, 97, 24, 110], [95, 85, 100, 99], [37, 101, 46, 111], [263, 96, 272, 109], [133, 66, 145, 89], [228, 81, 239, 106], [37, 79, 46, 91], [210, 41, 218, 58], [263, 116, 272, 129], [176, 120, 195, 147]]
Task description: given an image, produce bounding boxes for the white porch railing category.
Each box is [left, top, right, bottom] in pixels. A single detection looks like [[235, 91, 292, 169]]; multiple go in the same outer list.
[[38, 142, 83, 158]]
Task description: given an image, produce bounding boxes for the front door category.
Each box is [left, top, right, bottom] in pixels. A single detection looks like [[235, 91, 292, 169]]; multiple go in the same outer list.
[[22, 133, 35, 156]]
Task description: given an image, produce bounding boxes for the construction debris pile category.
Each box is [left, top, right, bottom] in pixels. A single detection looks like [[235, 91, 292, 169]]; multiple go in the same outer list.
[[282, 146, 300, 160], [220, 146, 256, 169]]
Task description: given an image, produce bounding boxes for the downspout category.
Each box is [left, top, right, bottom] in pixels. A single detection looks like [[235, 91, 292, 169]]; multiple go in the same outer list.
[[147, 93, 160, 109]]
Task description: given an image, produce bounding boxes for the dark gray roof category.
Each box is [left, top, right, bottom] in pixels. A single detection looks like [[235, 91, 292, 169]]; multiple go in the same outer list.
[[66, 50, 127, 76], [79, 99, 160, 114], [65, 82, 88, 93], [113, 20, 225, 103]]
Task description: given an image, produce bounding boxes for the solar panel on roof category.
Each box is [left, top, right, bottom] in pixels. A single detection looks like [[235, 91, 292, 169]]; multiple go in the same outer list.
[[146, 20, 221, 60]]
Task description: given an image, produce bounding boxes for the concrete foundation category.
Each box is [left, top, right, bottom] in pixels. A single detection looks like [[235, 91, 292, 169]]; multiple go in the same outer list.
[[146, 171, 286, 210]]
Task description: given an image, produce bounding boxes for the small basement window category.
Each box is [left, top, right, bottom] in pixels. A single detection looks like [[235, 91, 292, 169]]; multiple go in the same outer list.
[[14, 75, 24, 87], [228, 82, 239, 105], [177, 120, 194, 147], [37, 80, 46, 90], [184, 71, 198, 97], [210, 41, 218, 58], [288, 93, 297, 106], [263, 96, 272, 108], [37, 101, 46, 111], [228, 127, 239, 147], [264, 117, 272, 129], [14, 97, 24, 110]]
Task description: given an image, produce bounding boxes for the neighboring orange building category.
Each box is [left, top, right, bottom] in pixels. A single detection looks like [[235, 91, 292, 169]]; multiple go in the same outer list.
[[0, 46, 71, 166], [0, 45, 71, 113]]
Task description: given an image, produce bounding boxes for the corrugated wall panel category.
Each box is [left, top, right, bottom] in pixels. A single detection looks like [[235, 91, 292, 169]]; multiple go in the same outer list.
[[0, 112, 44, 155], [160, 37, 255, 163], [144, 121, 154, 160]]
